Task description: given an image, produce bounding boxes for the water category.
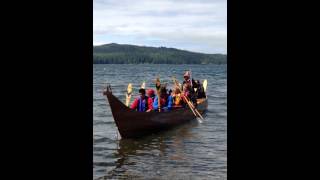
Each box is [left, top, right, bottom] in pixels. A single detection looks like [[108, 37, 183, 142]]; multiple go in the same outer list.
[[94, 64, 227, 179]]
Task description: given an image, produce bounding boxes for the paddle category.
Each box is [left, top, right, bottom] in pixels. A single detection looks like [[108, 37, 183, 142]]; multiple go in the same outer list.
[[155, 77, 161, 112], [125, 83, 133, 107], [189, 69, 193, 87], [172, 77, 204, 120], [174, 77, 201, 119], [203, 79, 208, 93], [141, 81, 146, 89]]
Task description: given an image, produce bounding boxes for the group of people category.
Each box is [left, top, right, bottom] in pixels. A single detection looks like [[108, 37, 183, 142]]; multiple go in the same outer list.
[[130, 71, 206, 112]]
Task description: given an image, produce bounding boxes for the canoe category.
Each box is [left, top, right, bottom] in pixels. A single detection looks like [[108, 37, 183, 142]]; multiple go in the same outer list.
[[103, 85, 208, 138]]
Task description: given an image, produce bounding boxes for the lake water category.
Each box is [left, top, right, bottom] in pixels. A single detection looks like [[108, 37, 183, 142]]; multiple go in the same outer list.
[[93, 64, 227, 179]]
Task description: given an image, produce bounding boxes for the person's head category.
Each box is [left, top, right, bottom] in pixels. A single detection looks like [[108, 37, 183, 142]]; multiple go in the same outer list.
[[183, 71, 190, 80], [174, 87, 181, 94], [160, 86, 167, 97], [139, 88, 146, 98], [147, 89, 155, 97]]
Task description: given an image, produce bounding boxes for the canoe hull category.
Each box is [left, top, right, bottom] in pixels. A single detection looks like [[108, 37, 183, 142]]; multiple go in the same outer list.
[[104, 85, 208, 138]]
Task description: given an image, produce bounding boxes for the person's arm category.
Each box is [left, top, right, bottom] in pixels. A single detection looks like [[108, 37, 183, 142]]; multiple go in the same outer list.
[[130, 98, 138, 109], [146, 97, 153, 112], [184, 91, 190, 97]]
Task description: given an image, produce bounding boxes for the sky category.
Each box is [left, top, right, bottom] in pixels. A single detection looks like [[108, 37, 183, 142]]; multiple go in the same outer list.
[[93, 0, 227, 54]]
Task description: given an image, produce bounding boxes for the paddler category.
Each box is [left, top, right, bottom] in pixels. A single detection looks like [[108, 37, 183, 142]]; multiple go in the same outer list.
[[130, 88, 153, 112], [171, 87, 184, 108], [153, 85, 173, 112], [146, 89, 156, 102], [182, 71, 197, 105]]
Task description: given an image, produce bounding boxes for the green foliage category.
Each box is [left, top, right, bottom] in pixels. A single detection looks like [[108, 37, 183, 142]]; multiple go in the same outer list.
[[93, 43, 227, 64]]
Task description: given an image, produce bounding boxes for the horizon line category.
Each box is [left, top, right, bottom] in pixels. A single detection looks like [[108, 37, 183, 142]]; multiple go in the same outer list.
[[93, 42, 227, 55]]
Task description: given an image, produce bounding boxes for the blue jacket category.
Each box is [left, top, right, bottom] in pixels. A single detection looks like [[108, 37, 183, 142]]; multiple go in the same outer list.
[[153, 95, 173, 111]]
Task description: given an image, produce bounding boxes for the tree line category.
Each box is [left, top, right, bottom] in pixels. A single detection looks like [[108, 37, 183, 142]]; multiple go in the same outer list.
[[93, 43, 227, 64]]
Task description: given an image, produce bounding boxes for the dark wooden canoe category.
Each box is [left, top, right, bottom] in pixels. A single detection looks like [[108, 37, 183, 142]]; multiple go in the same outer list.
[[103, 85, 208, 139]]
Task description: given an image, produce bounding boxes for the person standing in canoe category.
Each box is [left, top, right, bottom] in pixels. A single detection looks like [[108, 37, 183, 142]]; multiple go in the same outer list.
[[130, 88, 153, 112], [153, 86, 173, 111], [182, 71, 197, 105], [193, 80, 206, 98]]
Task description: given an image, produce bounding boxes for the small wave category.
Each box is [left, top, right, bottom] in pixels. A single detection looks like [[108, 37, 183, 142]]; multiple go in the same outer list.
[[93, 120, 114, 126], [94, 161, 117, 167], [94, 113, 113, 118], [94, 146, 118, 152], [94, 136, 117, 144]]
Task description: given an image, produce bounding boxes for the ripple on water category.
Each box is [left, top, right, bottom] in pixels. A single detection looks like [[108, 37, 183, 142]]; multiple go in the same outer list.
[[93, 64, 227, 180]]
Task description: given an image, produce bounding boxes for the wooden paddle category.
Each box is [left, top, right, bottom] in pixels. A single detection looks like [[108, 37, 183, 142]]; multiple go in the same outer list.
[[155, 77, 161, 112], [141, 81, 146, 89], [125, 83, 133, 107], [172, 77, 204, 120], [203, 79, 208, 93]]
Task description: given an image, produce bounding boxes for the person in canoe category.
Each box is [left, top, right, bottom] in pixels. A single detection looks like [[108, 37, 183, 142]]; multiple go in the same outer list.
[[153, 85, 173, 112], [193, 80, 206, 98], [146, 89, 156, 102], [130, 88, 153, 112], [171, 87, 184, 108], [182, 71, 197, 106]]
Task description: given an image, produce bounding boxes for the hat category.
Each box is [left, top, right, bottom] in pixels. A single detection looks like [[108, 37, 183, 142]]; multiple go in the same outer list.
[[183, 71, 190, 78], [147, 89, 155, 96]]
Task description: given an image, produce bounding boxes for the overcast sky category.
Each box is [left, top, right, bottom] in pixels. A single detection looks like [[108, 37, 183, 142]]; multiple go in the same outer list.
[[93, 0, 227, 54]]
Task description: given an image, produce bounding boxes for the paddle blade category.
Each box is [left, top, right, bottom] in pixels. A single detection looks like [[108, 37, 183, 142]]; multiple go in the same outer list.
[[125, 83, 133, 107], [197, 117, 203, 123], [141, 81, 146, 89], [127, 83, 133, 94], [203, 79, 207, 93], [155, 77, 161, 90]]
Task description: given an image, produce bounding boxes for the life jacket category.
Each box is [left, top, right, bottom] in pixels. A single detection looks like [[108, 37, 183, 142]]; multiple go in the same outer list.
[[154, 94, 173, 111], [162, 94, 172, 107], [156, 96, 167, 107], [137, 96, 149, 112], [173, 94, 182, 106], [173, 94, 182, 105], [150, 95, 155, 102]]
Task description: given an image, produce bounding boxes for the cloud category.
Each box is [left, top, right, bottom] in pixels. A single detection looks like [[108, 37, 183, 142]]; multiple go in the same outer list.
[[93, 0, 227, 54]]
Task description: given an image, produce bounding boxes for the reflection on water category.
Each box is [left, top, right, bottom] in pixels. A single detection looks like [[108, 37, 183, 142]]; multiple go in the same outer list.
[[105, 121, 198, 179]]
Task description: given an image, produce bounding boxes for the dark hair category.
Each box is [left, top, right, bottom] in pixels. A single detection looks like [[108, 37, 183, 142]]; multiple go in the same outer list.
[[139, 88, 146, 94], [160, 87, 167, 94]]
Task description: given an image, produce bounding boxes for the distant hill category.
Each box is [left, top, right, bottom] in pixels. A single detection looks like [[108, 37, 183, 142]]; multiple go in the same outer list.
[[93, 43, 227, 64]]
